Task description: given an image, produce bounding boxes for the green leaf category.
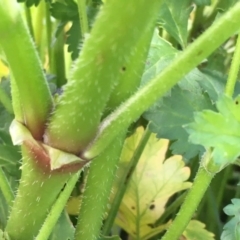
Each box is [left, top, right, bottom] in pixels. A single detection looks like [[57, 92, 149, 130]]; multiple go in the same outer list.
[[198, 69, 240, 102], [186, 95, 240, 169], [221, 198, 240, 240], [51, 0, 101, 60], [50, 0, 78, 21], [158, 0, 193, 48], [115, 128, 191, 240], [144, 84, 213, 159], [49, 211, 75, 240], [183, 220, 215, 240]]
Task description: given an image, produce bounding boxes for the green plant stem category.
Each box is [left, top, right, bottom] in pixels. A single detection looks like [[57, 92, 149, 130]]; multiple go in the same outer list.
[[206, 187, 222, 238], [6, 146, 71, 240], [0, 0, 53, 140], [52, 30, 66, 87], [0, 85, 13, 114], [24, 3, 34, 39], [75, 132, 126, 240], [216, 165, 232, 211], [161, 166, 215, 240], [84, 2, 240, 159], [45, 0, 164, 154], [77, 0, 89, 37], [225, 33, 240, 97], [102, 127, 152, 235], [154, 192, 188, 227], [0, 168, 14, 207], [35, 171, 80, 240], [45, 1, 53, 73]]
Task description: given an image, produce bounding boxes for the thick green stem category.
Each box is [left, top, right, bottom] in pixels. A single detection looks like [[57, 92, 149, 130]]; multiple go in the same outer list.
[[161, 167, 215, 240], [0, 168, 14, 207], [77, 0, 89, 37], [6, 146, 71, 240], [102, 127, 152, 235], [36, 171, 80, 240], [0, 0, 53, 140], [45, 0, 164, 154], [75, 132, 126, 240], [225, 33, 240, 97], [84, 2, 240, 159], [105, 23, 155, 113]]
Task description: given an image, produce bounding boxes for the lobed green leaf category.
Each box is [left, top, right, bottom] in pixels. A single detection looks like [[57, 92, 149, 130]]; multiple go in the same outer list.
[[186, 95, 240, 169]]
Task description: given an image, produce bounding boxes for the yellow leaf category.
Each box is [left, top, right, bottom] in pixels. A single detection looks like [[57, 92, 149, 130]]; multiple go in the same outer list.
[[115, 127, 192, 239]]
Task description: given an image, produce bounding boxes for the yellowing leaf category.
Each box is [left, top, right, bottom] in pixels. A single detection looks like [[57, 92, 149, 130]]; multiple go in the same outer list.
[[115, 127, 191, 240], [183, 220, 215, 240]]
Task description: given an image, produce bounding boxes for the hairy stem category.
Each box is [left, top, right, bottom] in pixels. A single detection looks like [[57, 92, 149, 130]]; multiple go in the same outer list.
[[225, 33, 240, 97], [102, 127, 152, 235], [84, 2, 240, 159], [161, 166, 215, 240], [75, 132, 126, 240], [0, 0, 53, 140], [35, 171, 80, 240], [6, 146, 71, 240], [45, 0, 164, 154]]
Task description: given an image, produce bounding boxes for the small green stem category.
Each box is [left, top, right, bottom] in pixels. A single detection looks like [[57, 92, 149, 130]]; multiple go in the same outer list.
[[225, 33, 240, 97], [75, 132, 126, 240], [154, 192, 188, 227], [102, 127, 152, 235], [52, 30, 66, 87], [216, 165, 232, 211], [84, 1, 240, 159], [77, 0, 89, 37], [0, 168, 14, 207], [24, 3, 34, 40], [161, 166, 215, 240], [0, 85, 13, 114], [45, 1, 53, 73], [35, 171, 80, 240]]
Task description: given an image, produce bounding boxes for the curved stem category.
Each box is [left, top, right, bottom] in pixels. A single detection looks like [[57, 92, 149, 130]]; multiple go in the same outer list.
[[0, 168, 14, 207], [84, 2, 240, 159], [35, 171, 80, 240], [102, 127, 152, 235], [161, 166, 215, 240], [225, 33, 240, 97]]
